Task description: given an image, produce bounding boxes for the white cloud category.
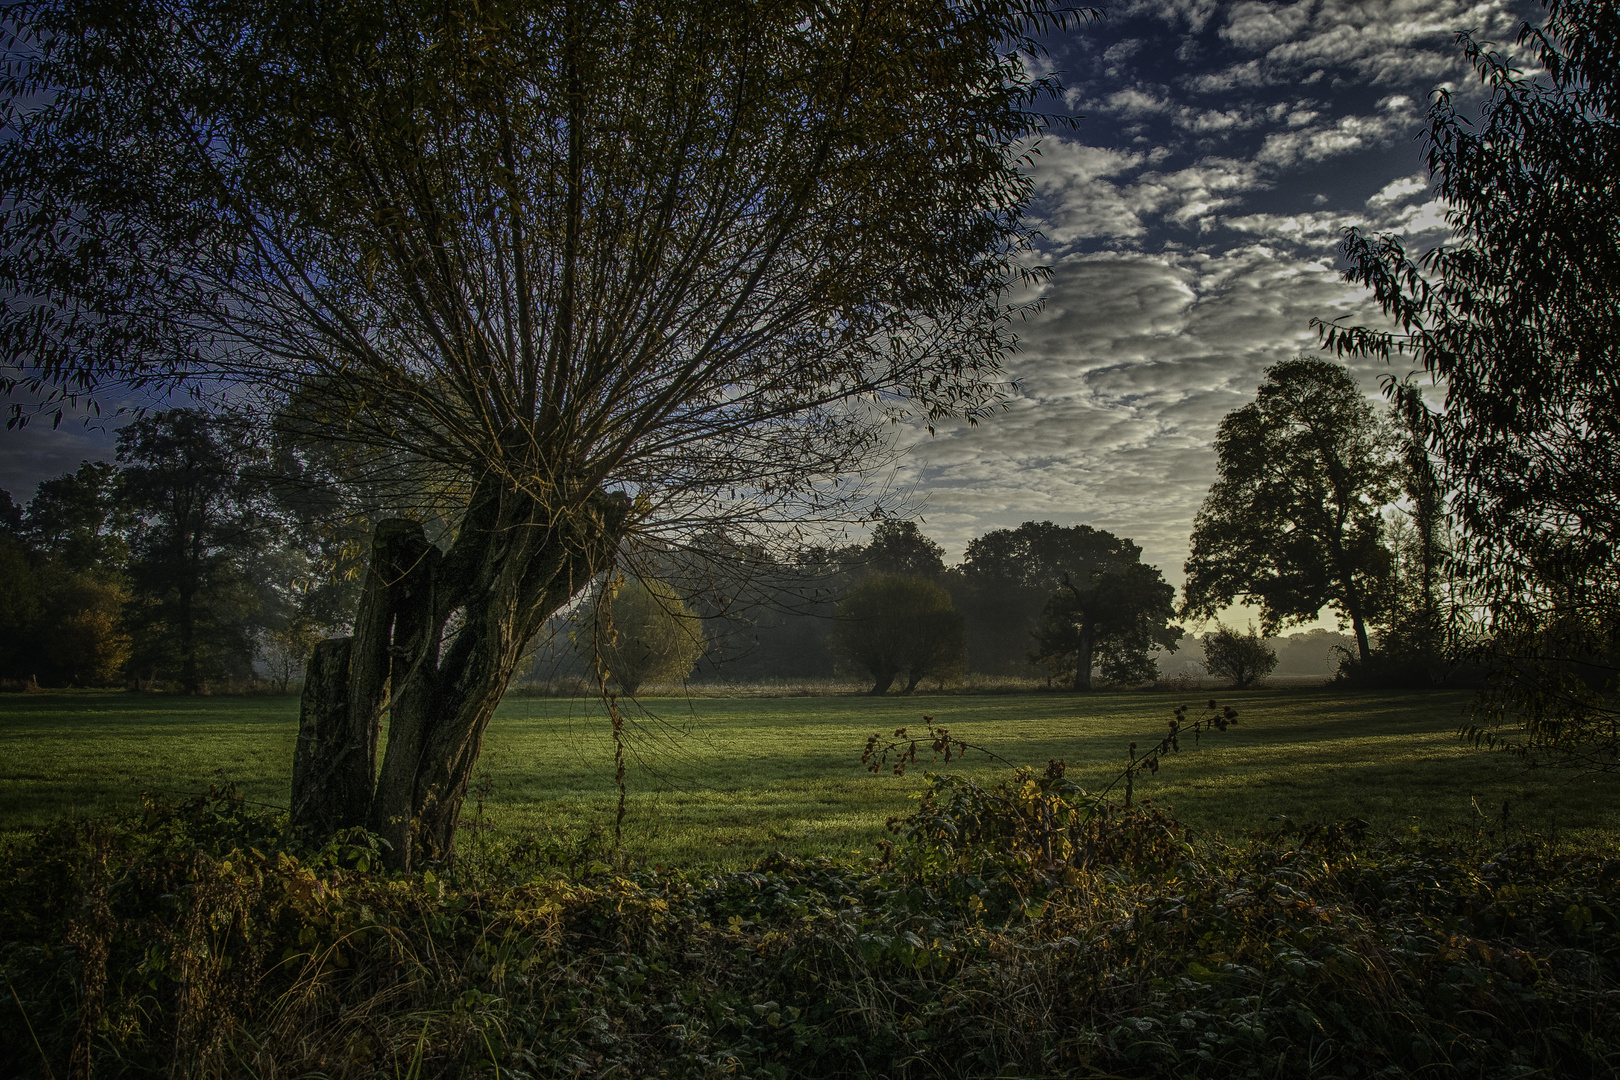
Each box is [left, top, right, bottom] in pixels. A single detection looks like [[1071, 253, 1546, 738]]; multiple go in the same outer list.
[[1255, 109, 1411, 166], [902, 247, 1401, 572], [1221, 0, 1318, 52], [1367, 173, 1429, 207]]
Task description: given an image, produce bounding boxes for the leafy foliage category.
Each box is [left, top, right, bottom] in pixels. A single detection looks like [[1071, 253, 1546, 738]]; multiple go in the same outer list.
[[4, 775, 1617, 1079], [858, 520, 948, 580], [1031, 557, 1181, 689], [1182, 358, 1400, 663], [828, 574, 967, 694], [1321, 1, 1620, 765], [585, 576, 707, 696], [1200, 624, 1278, 689]]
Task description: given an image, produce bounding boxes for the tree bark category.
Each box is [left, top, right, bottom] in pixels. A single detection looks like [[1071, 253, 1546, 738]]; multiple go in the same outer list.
[[289, 637, 365, 836], [290, 486, 631, 868], [1072, 618, 1096, 691], [868, 667, 898, 695]]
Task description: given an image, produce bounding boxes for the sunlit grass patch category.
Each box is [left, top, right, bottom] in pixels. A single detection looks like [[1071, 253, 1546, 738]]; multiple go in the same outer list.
[[2, 686, 1617, 861]]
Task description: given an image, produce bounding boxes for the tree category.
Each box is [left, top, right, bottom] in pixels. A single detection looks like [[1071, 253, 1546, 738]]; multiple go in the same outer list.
[[959, 521, 1178, 683], [860, 521, 947, 579], [828, 575, 966, 694], [958, 521, 1147, 675], [262, 619, 324, 695], [4, 467, 135, 687], [1030, 558, 1180, 690], [20, 461, 133, 577], [37, 576, 133, 687], [0, 0, 1080, 865], [1320, 1, 1620, 765], [584, 577, 707, 696], [1182, 358, 1400, 663], [119, 412, 267, 692], [1201, 624, 1277, 690]]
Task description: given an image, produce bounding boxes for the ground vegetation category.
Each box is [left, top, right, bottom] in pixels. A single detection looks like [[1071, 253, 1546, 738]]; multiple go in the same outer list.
[[2, 762, 1615, 1079]]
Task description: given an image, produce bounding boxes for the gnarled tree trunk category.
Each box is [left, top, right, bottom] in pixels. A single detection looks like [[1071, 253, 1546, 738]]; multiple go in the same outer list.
[[290, 485, 630, 869]]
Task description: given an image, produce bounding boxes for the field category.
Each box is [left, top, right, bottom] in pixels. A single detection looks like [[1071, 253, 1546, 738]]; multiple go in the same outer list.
[[7, 686, 1620, 1079], [4, 684, 1616, 861]]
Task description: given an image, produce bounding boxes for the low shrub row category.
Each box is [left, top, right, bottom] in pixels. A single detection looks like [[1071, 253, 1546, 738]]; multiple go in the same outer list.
[[3, 773, 1616, 1078]]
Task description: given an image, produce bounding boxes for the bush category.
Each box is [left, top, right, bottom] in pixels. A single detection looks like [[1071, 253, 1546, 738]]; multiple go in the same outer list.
[[1201, 623, 1277, 688], [583, 576, 706, 695], [4, 782, 1618, 1079]]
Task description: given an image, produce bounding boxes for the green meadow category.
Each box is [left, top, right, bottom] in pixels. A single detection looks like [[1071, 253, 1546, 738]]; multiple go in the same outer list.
[[3, 686, 1616, 862]]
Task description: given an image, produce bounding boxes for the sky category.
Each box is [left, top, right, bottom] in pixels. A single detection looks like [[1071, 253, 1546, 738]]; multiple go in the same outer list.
[[1, 0, 1533, 596], [892, 0, 1531, 581]]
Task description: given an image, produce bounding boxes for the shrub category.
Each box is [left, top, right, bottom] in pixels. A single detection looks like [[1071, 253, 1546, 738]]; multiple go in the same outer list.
[[583, 576, 706, 695], [1201, 623, 1277, 688], [4, 782, 1619, 1078]]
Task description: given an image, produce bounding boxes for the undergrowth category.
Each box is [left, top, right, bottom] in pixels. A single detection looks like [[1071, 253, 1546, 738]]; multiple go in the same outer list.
[[3, 770, 1618, 1077]]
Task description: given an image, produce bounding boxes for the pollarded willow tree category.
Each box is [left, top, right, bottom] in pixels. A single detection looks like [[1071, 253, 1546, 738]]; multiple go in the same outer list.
[[0, 0, 1086, 866]]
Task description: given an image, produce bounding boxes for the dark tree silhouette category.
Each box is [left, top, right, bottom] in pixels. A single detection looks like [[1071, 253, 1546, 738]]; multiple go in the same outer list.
[[1182, 358, 1399, 664], [829, 575, 966, 694], [859, 521, 948, 580], [958, 521, 1147, 675], [1031, 556, 1180, 690], [1320, 0, 1620, 766]]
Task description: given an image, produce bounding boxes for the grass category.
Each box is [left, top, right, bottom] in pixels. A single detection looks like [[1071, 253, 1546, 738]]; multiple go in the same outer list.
[[3, 685, 1617, 863]]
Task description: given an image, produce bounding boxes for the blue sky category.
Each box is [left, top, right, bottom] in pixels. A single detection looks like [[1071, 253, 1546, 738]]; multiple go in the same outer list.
[[2, 0, 1531, 598]]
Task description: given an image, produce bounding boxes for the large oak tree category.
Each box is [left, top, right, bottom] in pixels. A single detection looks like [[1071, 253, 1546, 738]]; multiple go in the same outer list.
[[0, 0, 1082, 865], [1181, 358, 1399, 663]]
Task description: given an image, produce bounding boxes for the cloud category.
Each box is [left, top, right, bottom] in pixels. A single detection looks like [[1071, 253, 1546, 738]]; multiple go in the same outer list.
[[903, 246, 1400, 573], [1221, 0, 1318, 52], [1028, 140, 1151, 243], [1255, 108, 1414, 165], [1367, 172, 1430, 207]]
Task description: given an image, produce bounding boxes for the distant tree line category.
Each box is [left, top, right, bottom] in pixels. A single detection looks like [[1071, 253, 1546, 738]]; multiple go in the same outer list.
[[0, 410, 367, 692], [2, 403, 1423, 698]]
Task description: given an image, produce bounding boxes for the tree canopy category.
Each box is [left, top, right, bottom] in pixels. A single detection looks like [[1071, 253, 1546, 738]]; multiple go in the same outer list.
[[958, 521, 1142, 674], [1200, 624, 1278, 690], [1029, 550, 1180, 690], [1182, 358, 1399, 663], [1319, 0, 1620, 765], [585, 577, 706, 696], [827, 574, 966, 694], [0, 0, 1084, 865]]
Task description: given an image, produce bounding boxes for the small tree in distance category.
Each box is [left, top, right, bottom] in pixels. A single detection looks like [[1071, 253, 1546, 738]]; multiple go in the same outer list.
[[585, 578, 707, 697], [829, 575, 966, 695], [1201, 624, 1278, 689]]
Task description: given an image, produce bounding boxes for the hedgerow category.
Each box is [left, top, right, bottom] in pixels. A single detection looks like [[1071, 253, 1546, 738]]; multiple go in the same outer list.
[[3, 770, 1617, 1078]]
